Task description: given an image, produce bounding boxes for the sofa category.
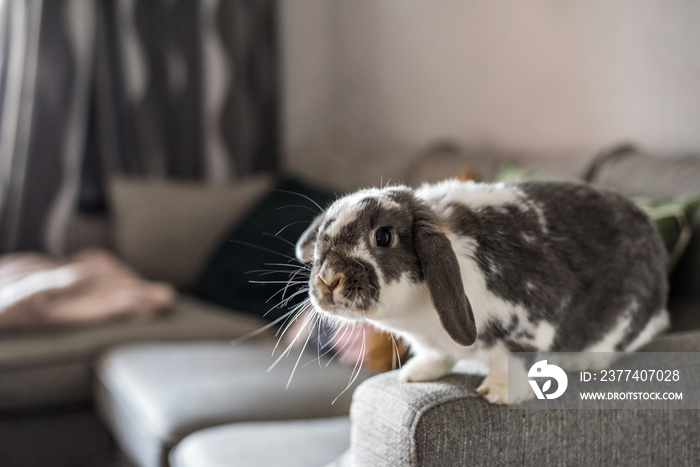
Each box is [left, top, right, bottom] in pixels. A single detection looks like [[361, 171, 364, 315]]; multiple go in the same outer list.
[[3, 145, 700, 466], [142, 146, 700, 467], [0, 174, 369, 466]]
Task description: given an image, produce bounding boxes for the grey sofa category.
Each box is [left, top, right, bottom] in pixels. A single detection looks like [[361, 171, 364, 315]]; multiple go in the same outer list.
[[138, 147, 700, 467], [95, 341, 367, 467], [156, 332, 700, 467], [340, 332, 700, 467], [0, 175, 367, 466], [4, 147, 700, 466]]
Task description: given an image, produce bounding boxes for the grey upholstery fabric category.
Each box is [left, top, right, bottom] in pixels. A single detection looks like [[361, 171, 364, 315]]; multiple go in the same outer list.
[[96, 341, 370, 467], [341, 330, 700, 467], [588, 146, 700, 200], [638, 328, 700, 352], [0, 296, 264, 410], [170, 416, 351, 467]]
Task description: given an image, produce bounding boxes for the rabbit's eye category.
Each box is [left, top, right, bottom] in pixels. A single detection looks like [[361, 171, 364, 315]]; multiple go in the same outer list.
[[375, 227, 392, 247]]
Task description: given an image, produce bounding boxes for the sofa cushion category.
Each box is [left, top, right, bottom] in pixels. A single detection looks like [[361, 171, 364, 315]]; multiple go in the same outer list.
[[109, 175, 273, 289], [401, 142, 592, 187], [0, 296, 264, 410], [638, 328, 700, 352], [169, 416, 351, 467], [95, 341, 369, 467], [586, 145, 700, 199], [586, 146, 700, 302]]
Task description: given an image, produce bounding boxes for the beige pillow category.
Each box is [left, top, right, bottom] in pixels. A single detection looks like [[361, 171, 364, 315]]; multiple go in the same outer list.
[[109, 175, 273, 289]]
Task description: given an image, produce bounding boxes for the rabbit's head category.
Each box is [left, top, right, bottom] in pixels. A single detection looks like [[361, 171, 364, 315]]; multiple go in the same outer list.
[[295, 186, 476, 346]]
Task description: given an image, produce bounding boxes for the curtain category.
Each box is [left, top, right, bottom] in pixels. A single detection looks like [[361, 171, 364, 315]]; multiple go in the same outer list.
[[0, 0, 95, 255], [0, 0, 279, 256], [95, 0, 278, 181]]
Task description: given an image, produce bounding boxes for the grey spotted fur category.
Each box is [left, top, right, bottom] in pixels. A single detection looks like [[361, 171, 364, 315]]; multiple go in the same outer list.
[[296, 179, 668, 357]]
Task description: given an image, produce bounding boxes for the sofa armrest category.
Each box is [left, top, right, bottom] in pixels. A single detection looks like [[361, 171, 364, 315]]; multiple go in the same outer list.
[[348, 372, 484, 467], [347, 331, 700, 467]]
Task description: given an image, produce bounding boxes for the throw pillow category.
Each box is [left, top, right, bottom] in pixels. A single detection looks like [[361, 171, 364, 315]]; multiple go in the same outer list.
[[195, 177, 337, 322], [109, 175, 272, 289]]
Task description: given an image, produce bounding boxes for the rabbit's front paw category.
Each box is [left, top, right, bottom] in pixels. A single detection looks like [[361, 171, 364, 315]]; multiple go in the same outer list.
[[399, 355, 454, 382], [477, 366, 533, 405]]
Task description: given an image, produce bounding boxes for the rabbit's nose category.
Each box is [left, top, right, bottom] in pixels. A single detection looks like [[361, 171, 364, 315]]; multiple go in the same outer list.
[[318, 272, 345, 293]]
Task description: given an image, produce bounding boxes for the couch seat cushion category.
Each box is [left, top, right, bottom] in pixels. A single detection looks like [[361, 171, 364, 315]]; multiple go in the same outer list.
[[95, 341, 369, 467], [0, 296, 264, 410], [170, 416, 351, 467]]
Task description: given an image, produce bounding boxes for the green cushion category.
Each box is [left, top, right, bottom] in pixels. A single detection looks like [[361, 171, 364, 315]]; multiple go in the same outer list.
[[495, 162, 555, 183], [634, 197, 700, 271]]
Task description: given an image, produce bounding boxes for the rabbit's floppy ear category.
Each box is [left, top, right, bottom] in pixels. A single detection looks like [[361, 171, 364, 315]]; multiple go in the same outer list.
[[413, 208, 477, 346], [296, 213, 325, 262]]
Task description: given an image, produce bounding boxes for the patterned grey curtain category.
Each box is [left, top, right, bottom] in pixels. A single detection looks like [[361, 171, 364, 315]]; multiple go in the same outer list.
[[0, 0, 95, 255], [95, 0, 278, 181], [0, 0, 278, 255]]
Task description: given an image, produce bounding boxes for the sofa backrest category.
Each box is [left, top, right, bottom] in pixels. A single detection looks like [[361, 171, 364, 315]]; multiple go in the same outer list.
[[587, 146, 700, 300]]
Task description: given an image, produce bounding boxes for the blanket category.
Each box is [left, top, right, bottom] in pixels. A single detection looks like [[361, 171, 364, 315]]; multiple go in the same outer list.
[[0, 249, 175, 332]]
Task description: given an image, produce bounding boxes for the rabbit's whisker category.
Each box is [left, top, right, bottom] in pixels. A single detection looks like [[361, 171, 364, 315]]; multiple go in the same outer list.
[[273, 204, 322, 215], [286, 313, 320, 389], [316, 314, 323, 366], [229, 239, 302, 263], [351, 258, 366, 273], [325, 321, 361, 368], [263, 262, 311, 271], [273, 301, 312, 355], [261, 232, 297, 249], [268, 306, 316, 372], [246, 269, 310, 276], [249, 280, 308, 285], [266, 285, 309, 309], [230, 307, 297, 346], [275, 220, 315, 237], [273, 189, 325, 213], [332, 324, 366, 404], [301, 320, 352, 369], [390, 333, 403, 369]]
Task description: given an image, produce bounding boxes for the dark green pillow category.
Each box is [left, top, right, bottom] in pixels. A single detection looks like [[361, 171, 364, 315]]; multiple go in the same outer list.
[[195, 177, 337, 322], [634, 197, 700, 271]]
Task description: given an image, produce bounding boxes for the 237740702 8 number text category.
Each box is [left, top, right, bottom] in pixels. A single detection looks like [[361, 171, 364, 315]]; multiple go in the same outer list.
[[581, 369, 680, 382]]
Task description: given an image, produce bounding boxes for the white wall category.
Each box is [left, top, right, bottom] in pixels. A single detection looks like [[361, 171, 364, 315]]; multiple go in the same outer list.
[[280, 0, 700, 188]]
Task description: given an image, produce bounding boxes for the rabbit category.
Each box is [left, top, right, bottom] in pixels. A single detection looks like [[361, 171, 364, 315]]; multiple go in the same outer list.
[[294, 179, 669, 404]]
